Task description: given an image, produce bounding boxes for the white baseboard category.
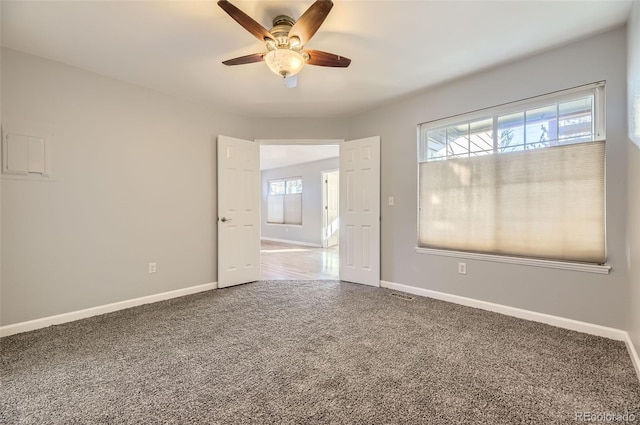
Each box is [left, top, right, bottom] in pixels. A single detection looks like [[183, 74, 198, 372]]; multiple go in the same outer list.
[[0, 282, 217, 338], [380, 280, 626, 340], [380, 280, 640, 379], [260, 237, 322, 248], [381, 280, 640, 382], [625, 333, 640, 382]]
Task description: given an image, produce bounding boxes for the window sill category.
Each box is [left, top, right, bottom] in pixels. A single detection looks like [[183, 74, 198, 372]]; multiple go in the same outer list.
[[414, 247, 611, 275], [265, 223, 303, 228]]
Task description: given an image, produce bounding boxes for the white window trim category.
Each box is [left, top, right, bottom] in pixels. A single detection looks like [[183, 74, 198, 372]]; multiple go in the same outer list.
[[265, 223, 303, 228], [418, 81, 606, 141], [415, 247, 610, 274], [415, 81, 609, 272], [267, 176, 303, 225], [267, 177, 303, 195]]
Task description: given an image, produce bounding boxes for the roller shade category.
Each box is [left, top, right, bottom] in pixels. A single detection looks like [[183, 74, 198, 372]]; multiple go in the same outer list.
[[418, 141, 605, 263]]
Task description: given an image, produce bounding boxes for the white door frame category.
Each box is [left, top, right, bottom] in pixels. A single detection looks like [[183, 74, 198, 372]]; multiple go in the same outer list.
[[252, 138, 381, 286], [321, 168, 339, 248], [256, 139, 344, 146]]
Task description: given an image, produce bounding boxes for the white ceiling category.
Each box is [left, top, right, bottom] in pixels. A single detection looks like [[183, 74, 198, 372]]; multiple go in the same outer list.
[[260, 144, 339, 170], [1, 1, 633, 119]]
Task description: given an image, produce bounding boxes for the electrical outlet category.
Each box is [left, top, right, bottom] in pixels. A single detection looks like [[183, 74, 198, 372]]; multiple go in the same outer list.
[[388, 196, 394, 206], [458, 262, 467, 275], [148, 262, 157, 274]]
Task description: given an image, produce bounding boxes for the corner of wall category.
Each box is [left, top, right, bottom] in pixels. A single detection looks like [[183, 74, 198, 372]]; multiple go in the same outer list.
[[0, 16, 3, 327], [627, 141, 640, 360], [629, 0, 640, 149], [627, 0, 640, 372]]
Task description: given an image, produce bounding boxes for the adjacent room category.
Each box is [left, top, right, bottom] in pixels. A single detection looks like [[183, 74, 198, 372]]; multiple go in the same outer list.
[[2, 0, 640, 423], [259, 144, 339, 280]]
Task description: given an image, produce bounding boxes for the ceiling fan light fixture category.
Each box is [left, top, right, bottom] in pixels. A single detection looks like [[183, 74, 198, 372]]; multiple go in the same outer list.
[[265, 49, 306, 78], [288, 36, 302, 49], [265, 38, 277, 51]]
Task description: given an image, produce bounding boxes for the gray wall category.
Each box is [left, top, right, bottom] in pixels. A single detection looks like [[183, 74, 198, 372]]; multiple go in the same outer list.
[[348, 27, 629, 329], [261, 157, 339, 246], [2, 25, 638, 337], [628, 1, 640, 359], [629, 139, 640, 357], [1, 48, 253, 325], [0, 6, 3, 324], [250, 117, 348, 141]]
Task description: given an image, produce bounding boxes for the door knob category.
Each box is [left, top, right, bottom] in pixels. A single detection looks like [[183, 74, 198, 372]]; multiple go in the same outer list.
[[220, 217, 232, 222]]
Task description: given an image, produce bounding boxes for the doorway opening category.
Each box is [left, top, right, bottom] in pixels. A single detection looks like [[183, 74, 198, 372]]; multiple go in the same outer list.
[[217, 135, 380, 288], [259, 143, 339, 280]]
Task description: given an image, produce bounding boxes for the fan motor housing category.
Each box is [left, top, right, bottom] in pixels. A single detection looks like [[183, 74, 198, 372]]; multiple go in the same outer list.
[[270, 15, 296, 47]]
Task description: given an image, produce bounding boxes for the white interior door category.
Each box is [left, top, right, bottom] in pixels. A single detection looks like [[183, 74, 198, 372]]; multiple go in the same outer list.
[[217, 135, 260, 288], [339, 136, 380, 286]]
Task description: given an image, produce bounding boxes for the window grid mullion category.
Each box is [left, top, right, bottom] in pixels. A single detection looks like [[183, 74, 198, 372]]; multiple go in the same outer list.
[[466, 123, 471, 158], [492, 115, 498, 154], [524, 110, 528, 149], [556, 103, 560, 146]]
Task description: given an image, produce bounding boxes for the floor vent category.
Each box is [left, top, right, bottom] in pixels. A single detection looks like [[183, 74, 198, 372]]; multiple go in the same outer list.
[[390, 293, 414, 301]]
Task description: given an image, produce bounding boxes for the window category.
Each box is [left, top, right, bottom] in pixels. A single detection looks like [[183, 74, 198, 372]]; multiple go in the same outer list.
[[267, 177, 303, 225], [418, 82, 606, 264]]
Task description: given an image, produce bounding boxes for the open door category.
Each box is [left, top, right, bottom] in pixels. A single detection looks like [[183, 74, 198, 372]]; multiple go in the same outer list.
[[217, 135, 260, 288], [339, 136, 380, 286]]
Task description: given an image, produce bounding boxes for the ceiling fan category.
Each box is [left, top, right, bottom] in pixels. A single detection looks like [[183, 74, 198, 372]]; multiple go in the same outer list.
[[217, 0, 351, 83]]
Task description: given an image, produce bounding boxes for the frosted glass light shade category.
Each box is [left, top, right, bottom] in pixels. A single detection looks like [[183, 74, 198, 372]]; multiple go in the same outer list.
[[265, 49, 305, 77]]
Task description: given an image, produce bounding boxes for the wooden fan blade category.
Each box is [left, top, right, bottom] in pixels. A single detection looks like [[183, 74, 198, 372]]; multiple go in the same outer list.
[[217, 0, 274, 42], [222, 53, 266, 66], [305, 50, 351, 67], [289, 0, 333, 46]]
